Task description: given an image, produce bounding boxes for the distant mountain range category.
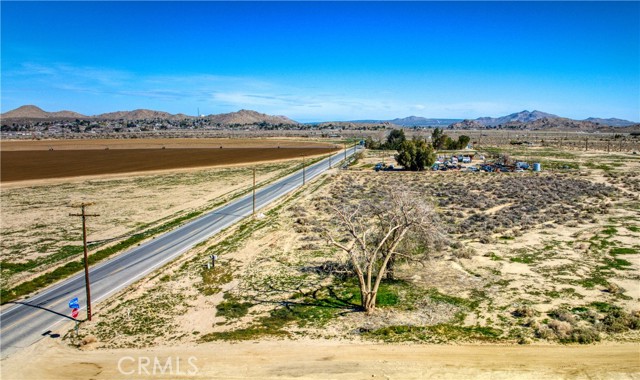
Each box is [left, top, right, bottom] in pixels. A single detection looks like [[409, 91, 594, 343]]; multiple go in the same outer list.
[[470, 110, 636, 127], [2, 105, 637, 128], [352, 110, 636, 127], [1, 105, 299, 125], [583, 117, 637, 127], [386, 116, 464, 127]]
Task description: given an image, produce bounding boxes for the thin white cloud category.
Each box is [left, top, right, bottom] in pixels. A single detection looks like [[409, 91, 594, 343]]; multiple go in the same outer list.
[[3, 62, 523, 121]]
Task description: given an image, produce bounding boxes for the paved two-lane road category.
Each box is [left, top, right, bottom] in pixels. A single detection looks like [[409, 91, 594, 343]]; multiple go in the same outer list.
[[0, 146, 359, 359]]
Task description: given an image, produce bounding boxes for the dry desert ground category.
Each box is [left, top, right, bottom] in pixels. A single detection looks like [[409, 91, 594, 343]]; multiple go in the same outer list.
[[2, 140, 640, 379]]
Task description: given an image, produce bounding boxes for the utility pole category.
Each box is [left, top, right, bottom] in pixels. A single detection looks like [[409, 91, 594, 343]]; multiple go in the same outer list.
[[344, 143, 347, 161], [585, 137, 588, 151], [69, 203, 99, 321], [252, 168, 256, 216]]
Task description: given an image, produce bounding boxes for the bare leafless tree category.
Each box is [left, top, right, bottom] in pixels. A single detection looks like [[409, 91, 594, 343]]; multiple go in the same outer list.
[[324, 184, 446, 313]]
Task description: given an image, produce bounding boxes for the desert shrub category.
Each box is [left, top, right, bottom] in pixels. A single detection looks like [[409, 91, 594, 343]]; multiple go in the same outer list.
[[602, 308, 640, 332], [534, 323, 555, 340], [549, 308, 576, 324], [561, 327, 600, 344], [79, 335, 97, 346], [453, 247, 475, 259], [605, 282, 623, 294], [547, 320, 573, 340], [512, 305, 536, 318], [479, 236, 495, 244]]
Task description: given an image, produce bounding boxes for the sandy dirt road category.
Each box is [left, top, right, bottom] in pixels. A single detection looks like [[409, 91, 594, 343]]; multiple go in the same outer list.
[[2, 339, 638, 380]]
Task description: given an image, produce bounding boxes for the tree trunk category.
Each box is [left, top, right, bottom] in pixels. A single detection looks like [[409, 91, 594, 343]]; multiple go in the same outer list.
[[361, 290, 377, 313], [386, 253, 396, 280]]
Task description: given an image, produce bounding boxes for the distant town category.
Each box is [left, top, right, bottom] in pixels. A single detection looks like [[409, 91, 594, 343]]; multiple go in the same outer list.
[[1, 105, 638, 140]]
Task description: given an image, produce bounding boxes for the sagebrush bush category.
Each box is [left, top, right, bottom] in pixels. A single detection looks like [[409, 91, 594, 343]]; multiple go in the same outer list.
[[512, 305, 536, 318], [547, 320, 573, 340], [549, 309, 576, 324]]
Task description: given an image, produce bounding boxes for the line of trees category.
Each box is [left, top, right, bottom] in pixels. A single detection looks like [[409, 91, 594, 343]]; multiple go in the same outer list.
[[364, 128, 471, 171], [364, 129, 407, 150], [432, 127, 470, 150], [366, 128, 471, 152]]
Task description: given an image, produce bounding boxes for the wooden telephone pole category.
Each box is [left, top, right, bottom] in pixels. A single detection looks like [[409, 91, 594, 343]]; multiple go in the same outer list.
[[69, 203, 99, 321], [252, 168, 256, 215]]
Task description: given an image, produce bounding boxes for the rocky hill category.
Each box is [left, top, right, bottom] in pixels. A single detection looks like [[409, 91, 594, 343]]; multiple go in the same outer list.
[[475, 110, 559, 126], [448, 111, 637, 130], [94, 109, 187, 120], [584, 117, 637, 127], [448, 119, 486, 130], [450, 117, 640, 131], [501, 117, 600, 131], [206, 109, 298, 125], [1, 105, 87, 119]]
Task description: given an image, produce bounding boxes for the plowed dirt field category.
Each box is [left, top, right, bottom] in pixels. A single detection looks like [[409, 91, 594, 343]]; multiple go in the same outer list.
[[0, 139, 337, 182]]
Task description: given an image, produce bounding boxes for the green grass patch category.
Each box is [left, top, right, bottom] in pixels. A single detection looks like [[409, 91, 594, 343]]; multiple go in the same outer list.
[[590, 301, 618, 313], [625, 225, 640, 233], [206, 277, 413, 342], [427, 288, 479, 309], [323, 278, 406, 309], [575, 270, 610, 289], [198, 266, 234, 296], [216, 297, 252, 320], [375, 280, 402, 307], [200, 306, 300, 341], [278, 303, 338, 328], [599, 257, 633, 271], [364, 324, 503, 343], [610, 247, 638, 255], [509, 250, 539, 264], [488, 252, 502, 261], [584, 162, 621, 172], [1, 245, 83, 274]]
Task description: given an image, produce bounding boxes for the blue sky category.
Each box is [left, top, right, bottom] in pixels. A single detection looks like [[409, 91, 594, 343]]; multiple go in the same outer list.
[[2, 1, 638, 122]]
